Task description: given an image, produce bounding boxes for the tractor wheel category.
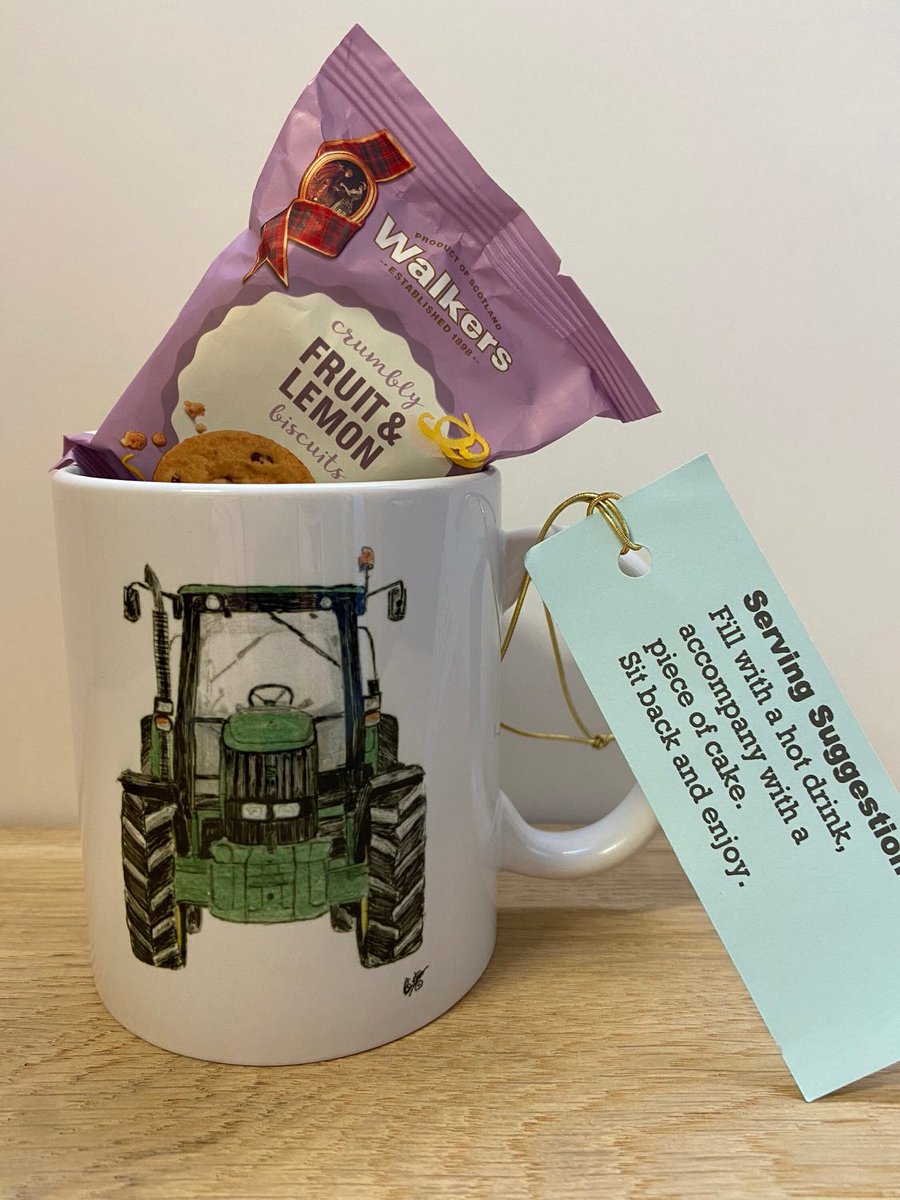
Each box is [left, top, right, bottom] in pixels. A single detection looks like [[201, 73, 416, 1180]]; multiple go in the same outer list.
[[121, 789, 186, 969], [330, 905, 355, 932], [184, 905, 203, 935], [376, 714, 399, 773], [357, 765, 426, 969]]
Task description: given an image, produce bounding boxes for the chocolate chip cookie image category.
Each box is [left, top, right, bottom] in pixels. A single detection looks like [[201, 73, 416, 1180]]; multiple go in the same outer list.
[[152, 430, 314, 483]]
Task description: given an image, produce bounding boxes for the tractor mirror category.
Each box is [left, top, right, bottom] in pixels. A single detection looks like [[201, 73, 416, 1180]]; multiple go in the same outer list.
[[168, 593, 184, 620], [123, 584, 141, 622], [387, 582, 407, 622]]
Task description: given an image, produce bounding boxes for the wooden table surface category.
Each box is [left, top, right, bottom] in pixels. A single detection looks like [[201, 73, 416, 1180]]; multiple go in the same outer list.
[[2, 829, 898, 1199]]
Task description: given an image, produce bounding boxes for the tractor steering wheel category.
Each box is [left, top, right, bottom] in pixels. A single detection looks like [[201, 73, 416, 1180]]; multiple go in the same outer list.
[[247, 684, 295, 708]]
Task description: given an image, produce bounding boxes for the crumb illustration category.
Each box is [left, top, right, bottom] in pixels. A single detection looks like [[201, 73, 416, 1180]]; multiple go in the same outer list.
[[120, 431, 147, 451], [183, 401, 206, 420], [151, 432, 167, 448], [195, 423, 208, 434]]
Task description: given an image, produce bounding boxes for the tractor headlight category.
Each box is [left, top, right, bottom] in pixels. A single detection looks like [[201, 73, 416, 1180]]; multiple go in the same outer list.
[[241, 803, 267, 820], [154, 714, 173, 732], [364, 694, 381, 726], [273, 803, 300, 819]]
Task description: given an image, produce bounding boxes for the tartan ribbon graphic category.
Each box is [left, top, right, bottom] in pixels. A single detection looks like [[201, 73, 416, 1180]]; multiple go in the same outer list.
[[244, 130, 415, 285]]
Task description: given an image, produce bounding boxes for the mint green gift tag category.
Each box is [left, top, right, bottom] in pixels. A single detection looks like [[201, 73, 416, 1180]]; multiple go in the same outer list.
[[525, 454, 899, 1101]]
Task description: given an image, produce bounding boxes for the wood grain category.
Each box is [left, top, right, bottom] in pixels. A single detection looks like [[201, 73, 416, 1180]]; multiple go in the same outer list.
[[1, 829, 898, 1199]]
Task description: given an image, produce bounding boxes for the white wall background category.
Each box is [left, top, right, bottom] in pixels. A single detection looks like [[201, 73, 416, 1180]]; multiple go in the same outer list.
[[1, 0, 897, 825]]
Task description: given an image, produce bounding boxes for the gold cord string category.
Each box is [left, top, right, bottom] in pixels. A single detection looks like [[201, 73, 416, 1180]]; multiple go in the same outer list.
[[499, 491, 641, 751]]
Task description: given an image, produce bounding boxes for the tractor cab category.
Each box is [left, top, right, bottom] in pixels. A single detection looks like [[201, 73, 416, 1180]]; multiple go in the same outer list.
[[177, 583, 371, 852]]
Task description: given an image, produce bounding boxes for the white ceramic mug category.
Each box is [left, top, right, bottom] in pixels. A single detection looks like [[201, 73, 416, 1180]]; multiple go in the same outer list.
[[52, 465, 656, 1064]]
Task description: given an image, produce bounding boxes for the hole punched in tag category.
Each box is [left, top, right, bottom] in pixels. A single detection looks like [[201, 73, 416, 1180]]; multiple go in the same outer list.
[[501, 491, 645, 750]]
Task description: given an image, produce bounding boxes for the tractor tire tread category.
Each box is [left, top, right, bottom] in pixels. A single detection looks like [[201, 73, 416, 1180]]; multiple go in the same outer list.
[[121, 790, 186, 970], [357, 767, 426, 969]]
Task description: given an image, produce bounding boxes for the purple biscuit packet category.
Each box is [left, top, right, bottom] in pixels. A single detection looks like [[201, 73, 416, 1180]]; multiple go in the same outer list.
[[63, 25, 658, 483]]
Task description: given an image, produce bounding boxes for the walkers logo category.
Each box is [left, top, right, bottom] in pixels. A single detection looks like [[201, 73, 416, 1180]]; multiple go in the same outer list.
[[244, 130, 415, 284], [374, 215, 513, 373]]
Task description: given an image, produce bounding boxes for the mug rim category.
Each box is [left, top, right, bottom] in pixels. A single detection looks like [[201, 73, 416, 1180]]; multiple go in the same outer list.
[[52, 462, 499, 496]]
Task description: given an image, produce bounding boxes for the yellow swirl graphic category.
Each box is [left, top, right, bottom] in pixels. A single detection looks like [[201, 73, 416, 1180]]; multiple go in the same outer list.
[[418, 412, 490, 470]]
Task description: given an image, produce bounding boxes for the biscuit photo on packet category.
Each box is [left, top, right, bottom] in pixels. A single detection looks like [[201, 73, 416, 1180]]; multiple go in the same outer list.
[[152, 430, 314, 484], [60, 25, 658, 485]]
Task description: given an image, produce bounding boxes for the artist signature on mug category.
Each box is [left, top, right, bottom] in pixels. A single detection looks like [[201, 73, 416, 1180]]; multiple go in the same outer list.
[[403, 966, 428, 996]]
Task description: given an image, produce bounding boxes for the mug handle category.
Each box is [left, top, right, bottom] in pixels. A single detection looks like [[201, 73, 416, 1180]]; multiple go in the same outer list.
[[498, 526, 657, 878]]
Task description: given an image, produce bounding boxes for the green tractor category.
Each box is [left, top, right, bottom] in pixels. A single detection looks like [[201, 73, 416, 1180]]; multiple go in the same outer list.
[[119, 549, 426, 971]]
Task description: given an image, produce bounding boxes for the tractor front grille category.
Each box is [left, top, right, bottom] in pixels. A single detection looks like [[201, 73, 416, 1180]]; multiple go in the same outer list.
[[228, 748, 312, 802], [223, 746, 317, 845]]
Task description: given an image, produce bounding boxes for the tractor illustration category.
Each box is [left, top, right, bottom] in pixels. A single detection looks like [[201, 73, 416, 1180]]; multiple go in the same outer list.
[[119, 549, 426, 970]]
